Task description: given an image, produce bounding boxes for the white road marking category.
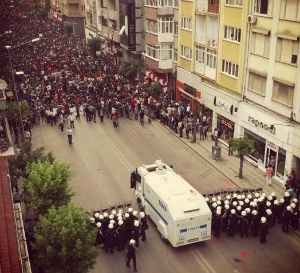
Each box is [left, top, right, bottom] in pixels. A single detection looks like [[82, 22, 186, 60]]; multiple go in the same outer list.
[[190, 248, 217, 273], [82, 156, 91, 171]]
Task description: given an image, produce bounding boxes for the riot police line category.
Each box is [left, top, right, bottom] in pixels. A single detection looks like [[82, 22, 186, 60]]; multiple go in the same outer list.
[[204, 188, 299, 243]]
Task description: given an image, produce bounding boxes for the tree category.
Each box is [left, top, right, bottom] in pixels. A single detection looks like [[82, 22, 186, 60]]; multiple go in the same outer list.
[[9, 141, 55, 178], [33, 204, 100, 273], [64, 22, 73, 36], [228, 136, 255, 179], [87, 37, 102, 57], [37, 8, 48, 19], [148, 82, 163, 99], [121, 59, 141, 80], [25, 160, 73, 215], [6, 100, 30, 121]]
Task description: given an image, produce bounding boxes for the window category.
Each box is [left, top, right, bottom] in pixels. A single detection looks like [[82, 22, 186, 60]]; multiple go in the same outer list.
[[250, 32, 270, 57], [222, 60, 239, 77], [272, 81, 294, 106], [248, 72, 266, 95], [174, 0, 179, 8], [159, 0, 173, 6], [173, 48, 178, 62], [224, 26, 241, 43], [161, 45, 173, 60], [145, 0, 158, 7], [225, 0, 243, 7], [146, 19, 158, 33], [254, 0, 269, 15], [146, 44, 159, 59], [195, 45, 205, 64], [81, 5, 85, 11], [207, 49, 217, 68], [280, 0, 300, 21], [181, 16, 192, 30], [276, 38, 298, 64], [159, 18, 173, 33], [181, 45, 192, 59], [174, 21, 178, 35]]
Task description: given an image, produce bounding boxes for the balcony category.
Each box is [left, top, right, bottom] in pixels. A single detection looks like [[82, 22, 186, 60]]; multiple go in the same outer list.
[[158, 32, 173, 43], [157, 7, 174, 16], [108, 9, 117, 20], [208, 4, 219, 14], [144, 55, 172, 72]]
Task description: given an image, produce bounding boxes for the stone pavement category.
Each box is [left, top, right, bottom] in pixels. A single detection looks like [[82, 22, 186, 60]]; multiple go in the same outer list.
[[158, 122, 286, 198]]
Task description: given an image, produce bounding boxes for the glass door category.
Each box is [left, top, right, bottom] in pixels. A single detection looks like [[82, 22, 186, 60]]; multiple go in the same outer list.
[[265, 141, 278, 174]]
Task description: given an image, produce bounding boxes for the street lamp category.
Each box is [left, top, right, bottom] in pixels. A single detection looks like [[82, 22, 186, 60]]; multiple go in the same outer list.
[[5, 37, 40, 142]]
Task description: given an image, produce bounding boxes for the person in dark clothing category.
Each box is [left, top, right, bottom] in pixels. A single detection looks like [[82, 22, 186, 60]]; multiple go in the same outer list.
[[239, 211, 249, 238], [282, 206, 293, 233], [105, 224, 115, 254], [250, 210, 260, 236], [125, 239, 138, 272], [132, 220, 141, 247], [259, 217, 268, 244], [213, 210, 222, 238], [140, 212, 148, 241], [228, 209, 237, 237]]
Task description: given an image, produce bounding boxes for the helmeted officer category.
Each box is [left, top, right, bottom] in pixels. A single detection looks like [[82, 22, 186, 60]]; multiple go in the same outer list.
[[239, 210, 249, 238], [282, 206, 292, 233], [250, 210, 260, 236], [125, 239, 138, 272], [259, 217, 268, 244], [213, 210, 222, 238], [140, 212, 148, 241], [228, 209, 237, 237], [132, 220, 141, 247], [105, 223, 115, 254]]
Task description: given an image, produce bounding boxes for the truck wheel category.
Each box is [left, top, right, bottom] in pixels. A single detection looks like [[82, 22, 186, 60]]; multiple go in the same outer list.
[[160, 233, 168, 243]]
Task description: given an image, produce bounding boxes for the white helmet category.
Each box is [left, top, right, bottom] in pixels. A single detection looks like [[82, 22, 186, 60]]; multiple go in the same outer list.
[[205, 197, 209, 202], [252, 210, 257, 215], [245, 208, 251, 213], [128, 207, 133, 213], [117, 213, 122, 218], [103, 212, 109, 218], [117, 216, 123, 221], [266, 209, 272, 215], [237, 206, 242, 211], [111, 209, 117, 215], [130, 239, 135, 245], [125, 213, 129, 218], [241, 194, 246, 199], [291, 203, 296, 209], [217, 196, 222, 201], [287, 206, 292, 211], [233, 193, 237, 198], [261, 217, 266, 223], [90, 217, 95, 223], [110, 219, 115, 225], [94, 212, 100, 218], [140, 212, 145, 218], [216, 210, 221, 215], [225, 204, 230, 209], [253, 202, 257, 207], [108, 224, 114, 229], [109, 214, 114, 220], [217, 200, 221, 205], [237, 195, 241, 200], [293, 198, 298, 204], [280, 198, 284, 203], [268, 196, 273, 201], [262, 193, 266, 198], [226, 195, 231, 200], [118, 209, 123, 214], [254, 198, 258, 203], [134, 220, 139, 227], [233, 201, 237, 206], [96, 222, 102, 228], [231, 209, 236, 214], [285, 192, 289, 197], [255, 193, 260, 198], [133, 211, 138, 216], [241, 211, 246, 216], [99, 214, 104, 220], [245, 199, 249, 204], [250, 201, 254, 207], [217, 206, 222, 211], [239, 201, 244, 206], [118, 220, 124, 225], [212, 197, 217, 202], [224, 200, 229, 205], [247, 194, 252, 199], [212, 202, 217, 208], [274, 200, 279, 205], [266, 201, 271, 207], [271, 192, 276, 197]]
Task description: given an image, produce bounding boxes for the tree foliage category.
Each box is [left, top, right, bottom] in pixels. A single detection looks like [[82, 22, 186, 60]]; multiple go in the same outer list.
[[228, 136, 255, 179], [121, 59, 141, 80], [64, 22, 73, 35], [33, 204, 100, 273], [37, 8, 48, 19], [9, 141, 55, 178], [25, 160, 73, 215], [6, 100, 30, 121], [87, 37, 102, 56], [148, 82, 163, 99]]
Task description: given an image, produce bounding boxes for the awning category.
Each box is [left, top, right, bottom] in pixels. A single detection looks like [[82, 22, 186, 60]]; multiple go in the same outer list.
[[145, 70, 168, 86]]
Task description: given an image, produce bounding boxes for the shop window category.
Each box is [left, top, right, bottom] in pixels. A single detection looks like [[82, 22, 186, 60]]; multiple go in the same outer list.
[[248, 72, 266, 95], [277, 147, 286, 177], [217, 116, 234, 141], [276, 38, 298, 65], [250, 32, 270, 57], [244, 128, 265, 163], [272, 81, 294, 106]]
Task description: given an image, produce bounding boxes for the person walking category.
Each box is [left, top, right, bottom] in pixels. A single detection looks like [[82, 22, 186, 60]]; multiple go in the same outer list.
[[68, 114, 75, 129], [266, 164, 273, 186], [139, 108, 145, 127], [66, 127, 73, 144], [125, 239, 138, 272]]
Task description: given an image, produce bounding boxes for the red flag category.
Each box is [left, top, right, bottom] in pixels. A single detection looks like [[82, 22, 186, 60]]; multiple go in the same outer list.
[[46, 59, 55, 71], [35, 58, 41, 70]]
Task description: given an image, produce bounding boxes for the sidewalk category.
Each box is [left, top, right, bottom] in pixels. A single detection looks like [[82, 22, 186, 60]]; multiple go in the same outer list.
[[158, 122, 286, 198]]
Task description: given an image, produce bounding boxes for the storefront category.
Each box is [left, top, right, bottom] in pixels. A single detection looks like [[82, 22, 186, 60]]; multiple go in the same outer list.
[[217, 115, 235, 141]]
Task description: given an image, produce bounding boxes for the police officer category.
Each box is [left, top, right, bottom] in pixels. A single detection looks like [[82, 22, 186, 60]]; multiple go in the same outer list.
[[250, 210, 260, 236], [125, 239, 138, 272], [228, 209, 237, 237], [116, 220, 126, 251], [213, 210, 222, 238], [95, 223, 105, 246], [277, 198, 285, 224], [132, 220, 141, 247], [105, 224, 115, 254], [259, 217, 268, 244], [291, 203, 299, 230], [140, 212, 148, 241], [271, 200, 279, 226], [239, 210, 249, 238], [282, 206, 292, 233]]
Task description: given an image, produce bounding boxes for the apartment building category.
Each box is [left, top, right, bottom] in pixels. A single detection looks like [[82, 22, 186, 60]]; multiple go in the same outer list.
[[143, 0, 179, 92], [238, 0, 300, 183]]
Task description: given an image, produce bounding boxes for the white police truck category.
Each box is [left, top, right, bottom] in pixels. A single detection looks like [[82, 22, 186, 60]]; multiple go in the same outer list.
[[130, 160, 212, 247]]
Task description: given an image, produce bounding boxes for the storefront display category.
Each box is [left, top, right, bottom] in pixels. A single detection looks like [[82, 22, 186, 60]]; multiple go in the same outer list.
[[217, 116, 234, 141], [244, 128, 265, 163], [276, 147, 286, 177]]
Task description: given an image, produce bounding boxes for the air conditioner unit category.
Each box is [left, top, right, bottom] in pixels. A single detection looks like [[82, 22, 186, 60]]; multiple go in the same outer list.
[[248, 15, 257, 24]]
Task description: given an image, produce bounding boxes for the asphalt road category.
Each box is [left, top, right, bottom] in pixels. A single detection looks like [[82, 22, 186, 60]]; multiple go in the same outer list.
[[32, 116, 300, 273]]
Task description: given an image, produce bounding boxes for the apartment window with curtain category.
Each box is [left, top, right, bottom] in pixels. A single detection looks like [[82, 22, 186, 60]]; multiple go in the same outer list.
[[206, 49, 217, 68], [224, 26, 241, 43], [181, 45, 192, 59], [222, 60, 239, 78], [225, 0, 243, 7], [161, 45, 173, 60], [195, 45, 205, 64], [181, 16, 192, 30], [146, 44, 159, 59], [248, 72, 266, 95], [146, 19, 158, 33], [272, 81, 294, 106], [159, 18, 173, 33], [280, 0, 300, 20], [159, 0, 173, 6], [250, 32, 270, 57], [145, 0, 158, 7], [276, 38, 298, 65], [254, 0, 272, 15]]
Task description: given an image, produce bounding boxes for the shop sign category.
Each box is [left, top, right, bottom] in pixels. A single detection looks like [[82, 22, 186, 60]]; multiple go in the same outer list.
[[248, 116, 276, 134], [184, 84, 196, 96], [220, 118, 234, 130], [127, 3, 136, 52]]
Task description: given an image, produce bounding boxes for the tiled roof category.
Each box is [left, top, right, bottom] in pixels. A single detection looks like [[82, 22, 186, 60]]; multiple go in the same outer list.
[[0, 157, 21, 273]]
